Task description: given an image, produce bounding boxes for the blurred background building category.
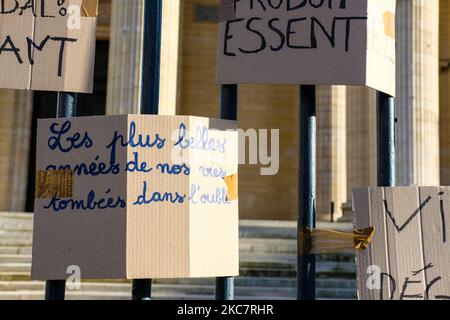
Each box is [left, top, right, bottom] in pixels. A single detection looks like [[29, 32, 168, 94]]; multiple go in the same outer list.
[[0, 0, 448, 223]]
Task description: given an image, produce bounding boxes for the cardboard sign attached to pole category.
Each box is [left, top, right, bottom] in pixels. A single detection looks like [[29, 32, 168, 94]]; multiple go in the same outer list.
[[31, 115, 239, 280], [0, 0, 98, 93], [217, 0, 396, 96], [353, 187, 450, 300]]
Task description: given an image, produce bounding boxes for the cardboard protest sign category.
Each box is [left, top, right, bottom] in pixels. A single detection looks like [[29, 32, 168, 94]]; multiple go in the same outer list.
[[353, 187, 450, 300], [31, 115, 239, 280], [0, 0, 98, 93], [217, 0, 396, 96]]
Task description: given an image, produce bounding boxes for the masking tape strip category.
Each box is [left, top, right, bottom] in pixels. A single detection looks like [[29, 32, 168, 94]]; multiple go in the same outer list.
[[383, 11, 395, 39], [299, 227, 375, 255], [81, 0, 99, 18], [224, 174, 238, 201], [36, 170, 74, 199], [219, 0, 236, 22]]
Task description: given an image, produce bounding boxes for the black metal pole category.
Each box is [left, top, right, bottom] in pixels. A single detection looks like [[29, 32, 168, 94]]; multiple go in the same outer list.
[[132, 0, 163, 300], [141, 0, 162, 115], [215, 84, 238, 300], [45, 279, 66, 301], [45, 92, 78, 301], [298, 85, 316, 300], [377, 92, 396, 187]]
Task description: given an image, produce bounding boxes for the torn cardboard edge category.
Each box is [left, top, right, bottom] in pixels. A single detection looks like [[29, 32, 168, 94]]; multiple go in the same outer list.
[[299, 227, 375, 255]]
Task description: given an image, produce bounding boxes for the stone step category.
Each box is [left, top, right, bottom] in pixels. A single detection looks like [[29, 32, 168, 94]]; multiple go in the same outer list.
[[0, 222, 33, 232], [0, 242, 355, 263], [0, 247, 32, 255], [0, 214, 33, 230], [239, 221, 352, 240], [317, 288, 357, 299], [0, 258, 355, 278], [0, 282, 354, 300], [0, 255, 31, 264], [0, 290, 301, 301], [0, 239, 32, 247], [0, 214, 352, 238], [0, 276, 356, 291], [0, 251, 356, 269], [0, 231, 33, 240], [0, 263, 30, 274], [240, 260, 356, 279]]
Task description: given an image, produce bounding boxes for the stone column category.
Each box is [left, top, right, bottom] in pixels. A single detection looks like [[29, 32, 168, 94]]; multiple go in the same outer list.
[[0, 90, 33, 212], [106, 0, 181, 115], [345, 87, 377, 199], [340, 87, 377, 221], [440, 1, 450, 184], [396, 0, 440, 186], [316, 86, 347, 222]]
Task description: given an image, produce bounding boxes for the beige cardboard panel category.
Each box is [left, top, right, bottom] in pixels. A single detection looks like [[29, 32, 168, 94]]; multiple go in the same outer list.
[[420, 187, 450, 299], [217, 0, 395, 96], [366, 0, 396, 96], [354, 187, 392, 300], [386, 187, 426, 300], [0, 10, 34, 89], [31, 211, 127, 280], [368, 187, 392, 300], [189, 118, 239, 277], [218, 1, 367, 86], [353, 188, 372, 300], [354, 186, 450, 300], [30, 15, 96, 93], [32, 115, 239, 280], [32, 116, 128, 280], [126, 116, 239, 279], [126, 115, 192, 279]]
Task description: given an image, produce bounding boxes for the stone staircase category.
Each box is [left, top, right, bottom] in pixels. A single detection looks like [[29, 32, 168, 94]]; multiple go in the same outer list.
[[0, 212, 357, 300]]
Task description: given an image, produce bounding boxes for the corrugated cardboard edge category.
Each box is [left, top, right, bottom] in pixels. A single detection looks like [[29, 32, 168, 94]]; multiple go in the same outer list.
[[219, 0, 236, 22], [81, 0, 99, 17]]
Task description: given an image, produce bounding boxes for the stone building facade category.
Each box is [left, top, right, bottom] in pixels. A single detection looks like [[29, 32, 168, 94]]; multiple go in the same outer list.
[[0, 0, 448, 221]]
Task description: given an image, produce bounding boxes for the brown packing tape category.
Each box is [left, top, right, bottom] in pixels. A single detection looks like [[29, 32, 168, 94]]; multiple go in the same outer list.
[[81, 0, 99, 17], [299, 227, 375, 255], [219, 0, 236, 22], [36, 170, 74, 199], [383, 11, 395, 39], [224, 174, 238, 201]]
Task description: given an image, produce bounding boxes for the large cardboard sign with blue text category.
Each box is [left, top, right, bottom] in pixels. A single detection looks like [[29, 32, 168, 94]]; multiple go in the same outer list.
[[354, 187, 450, 300], [217, 0, 396, 96], [31, 115, 239, 280], [0, 0, 98, 93]]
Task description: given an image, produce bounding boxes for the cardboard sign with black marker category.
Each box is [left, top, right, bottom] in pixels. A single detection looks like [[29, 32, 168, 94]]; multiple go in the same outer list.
[[354, 187, 450, 300], [0, 0, 98, 93], [217, 0, 396, 96]]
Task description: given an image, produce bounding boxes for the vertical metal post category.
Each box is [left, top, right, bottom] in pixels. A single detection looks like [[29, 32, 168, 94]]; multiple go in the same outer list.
[[215, 84, 238, 300], [377, 92, 396, 187], [45, 92, 78, 301], [298, 85, 316, 300], [45, 280, 66, 301], [141, 0, 162, 115], [132, 0, 162, 300]]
